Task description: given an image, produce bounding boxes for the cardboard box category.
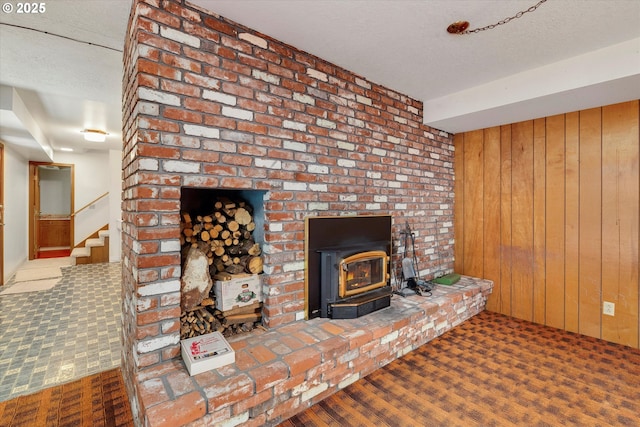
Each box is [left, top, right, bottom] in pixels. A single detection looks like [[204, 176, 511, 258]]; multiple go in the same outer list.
[[181, 331, 235, 376], [214, 274, 262, 312]]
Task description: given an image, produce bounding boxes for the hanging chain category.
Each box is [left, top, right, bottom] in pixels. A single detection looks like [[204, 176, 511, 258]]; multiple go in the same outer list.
[[461, 0, 548, 34]]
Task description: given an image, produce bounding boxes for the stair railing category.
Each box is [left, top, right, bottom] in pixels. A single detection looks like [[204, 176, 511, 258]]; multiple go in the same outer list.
[[71, 192, 109, 217]]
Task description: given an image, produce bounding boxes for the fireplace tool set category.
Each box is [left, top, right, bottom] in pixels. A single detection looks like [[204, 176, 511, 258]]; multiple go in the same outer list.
[[395, 222, 433, 297]]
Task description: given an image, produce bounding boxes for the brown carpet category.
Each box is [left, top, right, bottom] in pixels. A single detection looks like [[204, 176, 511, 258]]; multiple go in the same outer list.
[[0, 368, 133, 427], [280, 311, 640, 427], [2, 312, 639, 426]]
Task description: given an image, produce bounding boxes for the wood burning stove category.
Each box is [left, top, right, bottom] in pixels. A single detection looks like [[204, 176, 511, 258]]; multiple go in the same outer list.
[[305, 215, 393, 319], [319, 243, 391, 319], [340, 250, 388, 297]]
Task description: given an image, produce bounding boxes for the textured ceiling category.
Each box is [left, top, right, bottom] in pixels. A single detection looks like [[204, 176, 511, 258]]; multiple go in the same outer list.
[[193, 0, 640, 101], [192, 0, 640, 131], [0, 0, 638, 160]]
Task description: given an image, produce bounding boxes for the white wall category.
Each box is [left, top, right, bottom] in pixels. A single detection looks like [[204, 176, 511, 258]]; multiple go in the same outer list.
[[3, 144, 29, 282], [108, 150, 122, 262], [55, 151, 110, 245], [1, 148, 122, 280]]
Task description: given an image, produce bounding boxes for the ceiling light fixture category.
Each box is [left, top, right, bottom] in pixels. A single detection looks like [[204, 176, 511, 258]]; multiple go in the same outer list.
[[59, 147, 74, 152], [82, 129, 108, 142], [447, 0, 547, 35]]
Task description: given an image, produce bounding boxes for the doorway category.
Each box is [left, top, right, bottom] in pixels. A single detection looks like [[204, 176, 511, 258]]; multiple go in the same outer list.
[[28, 162, 74, 260]]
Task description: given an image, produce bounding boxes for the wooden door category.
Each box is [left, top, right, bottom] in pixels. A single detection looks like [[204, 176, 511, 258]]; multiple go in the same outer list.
[[29, 163, 41, 259], [29, 163, 74, 259], [37, 165, 72, 253]]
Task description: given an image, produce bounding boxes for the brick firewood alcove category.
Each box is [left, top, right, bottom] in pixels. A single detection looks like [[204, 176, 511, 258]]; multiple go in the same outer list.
[[121, 0, 466, 425]]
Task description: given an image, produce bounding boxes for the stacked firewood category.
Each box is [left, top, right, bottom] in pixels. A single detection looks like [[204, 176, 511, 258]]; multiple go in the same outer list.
[[180, 299, 263, 339], [180, 198, 263, 276], [180, 300, 219, 337], [179, 196, 264, 339]]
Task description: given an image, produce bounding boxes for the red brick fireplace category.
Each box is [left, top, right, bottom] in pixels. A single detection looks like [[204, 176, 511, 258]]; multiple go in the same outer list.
[[121, 1, 478, 425]]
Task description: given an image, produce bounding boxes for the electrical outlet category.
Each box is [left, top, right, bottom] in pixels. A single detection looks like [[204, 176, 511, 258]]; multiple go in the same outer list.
[[603, 301, 615, 316]]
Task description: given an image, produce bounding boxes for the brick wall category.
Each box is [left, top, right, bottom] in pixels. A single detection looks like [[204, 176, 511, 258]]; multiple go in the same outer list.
[[121, 0, 455, 417]]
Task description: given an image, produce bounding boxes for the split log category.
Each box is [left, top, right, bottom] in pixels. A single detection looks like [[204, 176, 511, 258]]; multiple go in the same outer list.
[[239, 240, 257, 254], [214, 271, 233, 281], [236, 255, 263, 274], [247, 256, 263, 274], [216, 302, 262, 317], [235, 207, 252, 225], [223, 312, 261, 326], [181, 244, 213, 311], [225, 264, 245, 274], [213, 258, 225, 273], [248, 243, 261, 256]]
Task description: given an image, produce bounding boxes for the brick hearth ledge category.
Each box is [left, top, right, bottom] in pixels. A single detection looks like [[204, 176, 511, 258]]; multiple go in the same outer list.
[[135, 276, 493, 426]]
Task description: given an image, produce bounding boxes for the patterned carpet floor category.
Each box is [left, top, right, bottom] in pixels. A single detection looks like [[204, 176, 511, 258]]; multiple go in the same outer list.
[[0, 311, 638, 426], [280, 311, 640, 427], [0, 368, 133, 427], [0, 262, 121, 401]]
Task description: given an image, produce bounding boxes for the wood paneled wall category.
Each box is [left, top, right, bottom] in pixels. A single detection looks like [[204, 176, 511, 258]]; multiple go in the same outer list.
[[454, 100, 639, 348]]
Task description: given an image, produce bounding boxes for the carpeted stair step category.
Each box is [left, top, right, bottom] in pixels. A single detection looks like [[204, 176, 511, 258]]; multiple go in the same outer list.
[[85, 238, 104, 248], [70, 227, 109, 265], [71, 247, 91, 258], [70, 247, 90, 265]]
